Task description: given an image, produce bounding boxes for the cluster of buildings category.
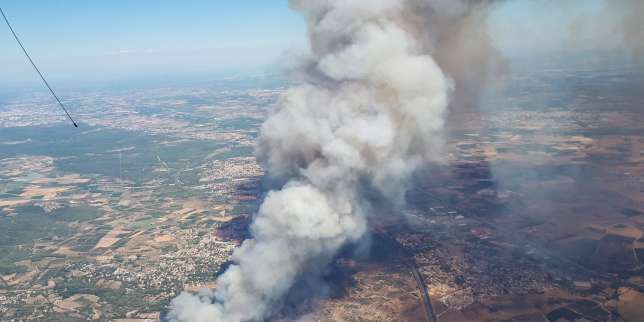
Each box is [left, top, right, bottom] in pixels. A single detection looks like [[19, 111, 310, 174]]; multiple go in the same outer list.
[[0, 223, 239, 320], [396, 213, 549, 312], [200, 156, 264, 202]]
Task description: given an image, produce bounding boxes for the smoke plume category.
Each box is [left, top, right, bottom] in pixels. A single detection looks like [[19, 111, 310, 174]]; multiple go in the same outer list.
[[169, 1, 500, 321]]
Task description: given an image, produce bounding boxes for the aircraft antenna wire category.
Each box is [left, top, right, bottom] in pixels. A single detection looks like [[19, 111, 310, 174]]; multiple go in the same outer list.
[[1, 7, 78, 127]]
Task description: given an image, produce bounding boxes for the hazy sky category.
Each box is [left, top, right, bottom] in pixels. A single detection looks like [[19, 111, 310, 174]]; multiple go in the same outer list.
[[0, 1, 306, 87], [0, 0, 628, 88]]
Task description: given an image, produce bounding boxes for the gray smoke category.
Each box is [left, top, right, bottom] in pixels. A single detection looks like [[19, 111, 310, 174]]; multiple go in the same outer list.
[[492, 0, 644, 62], [169, 1, 501, 321], [570, 0, 644, 60]]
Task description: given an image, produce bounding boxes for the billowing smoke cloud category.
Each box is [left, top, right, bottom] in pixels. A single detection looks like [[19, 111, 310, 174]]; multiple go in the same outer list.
[[404, 0, 507, 113], [169, 1, 500, 321], [167, 1, 643, 320]]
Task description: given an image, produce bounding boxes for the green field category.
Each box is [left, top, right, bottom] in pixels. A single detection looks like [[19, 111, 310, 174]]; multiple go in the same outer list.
[[0, 206, 70, 246]]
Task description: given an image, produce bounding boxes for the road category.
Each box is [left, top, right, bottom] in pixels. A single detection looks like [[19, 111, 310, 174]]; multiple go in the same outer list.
[[373, 230, 439, 322], [410, 261, 438, 322]]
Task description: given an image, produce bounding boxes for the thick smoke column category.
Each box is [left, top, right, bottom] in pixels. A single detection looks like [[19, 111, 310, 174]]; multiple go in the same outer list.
[[169, 1, 496, 321]]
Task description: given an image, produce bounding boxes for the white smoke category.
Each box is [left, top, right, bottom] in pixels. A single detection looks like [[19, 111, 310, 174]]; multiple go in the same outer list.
[[169, 1, 499, 321]]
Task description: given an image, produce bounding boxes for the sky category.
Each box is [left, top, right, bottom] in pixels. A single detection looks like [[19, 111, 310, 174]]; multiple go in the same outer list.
[[0, 0, 306, 87], [0, 0, 631, 89]]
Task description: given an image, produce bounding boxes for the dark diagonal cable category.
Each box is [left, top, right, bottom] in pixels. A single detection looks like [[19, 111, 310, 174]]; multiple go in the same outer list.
[[1, 7, 78, 127]]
